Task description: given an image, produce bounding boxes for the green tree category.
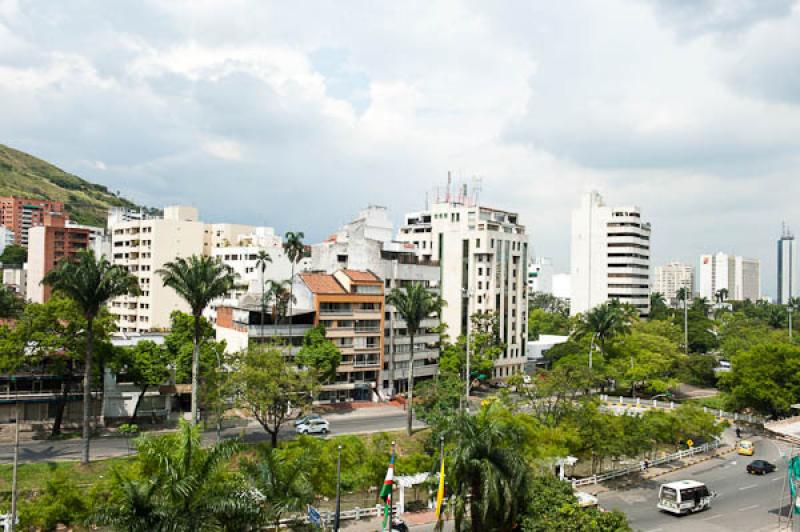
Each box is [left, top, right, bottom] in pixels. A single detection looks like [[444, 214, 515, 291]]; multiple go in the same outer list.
[[295, 324, 341, 383], [255, 250, 272, 335], [157, 255, 236, 425], [606, 322, 683, 396], [0, 284, 23, 318], [574, 302, 633, 358], [17, 470, 90, 531], [283, 231, 305, 339], [529, 292, 569, 315], [115, 340, 171, 422], [527, 307, 571, 340], [444, 401, 530, 531], [243, 444, 314, 530], [649, 292, 669, 320], [386, 282, 443, 435], [719, 342, 800, 417], [43, 249, 139, 463], [264, 279, 294, 326], [0, 244, 27, 265], [230, 346, 315, 447]]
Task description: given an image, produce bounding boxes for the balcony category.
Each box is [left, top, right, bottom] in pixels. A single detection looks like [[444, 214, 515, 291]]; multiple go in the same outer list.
[[355, 326, 380, 334], [245, 323, 312, 338]]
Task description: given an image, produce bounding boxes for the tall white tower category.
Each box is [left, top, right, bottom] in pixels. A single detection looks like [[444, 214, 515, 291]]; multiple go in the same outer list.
[[778, 224, 798, 305]]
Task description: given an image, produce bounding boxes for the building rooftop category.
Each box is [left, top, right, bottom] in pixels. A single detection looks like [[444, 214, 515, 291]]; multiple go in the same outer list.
[[299, 272, 347, 294], [341, 269, 382, 283]]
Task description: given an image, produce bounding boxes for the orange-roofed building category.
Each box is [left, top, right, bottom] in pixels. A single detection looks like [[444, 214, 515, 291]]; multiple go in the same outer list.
[[214, 269, 385, 403]]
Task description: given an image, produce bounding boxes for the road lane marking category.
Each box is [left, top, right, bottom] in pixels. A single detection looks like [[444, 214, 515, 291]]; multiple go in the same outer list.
[[739, 484, 758, 490], [644, 528, 663, 532], [738, 504, 760, 512], [772, 476, 784, 482], [702, 514, 723, 521]]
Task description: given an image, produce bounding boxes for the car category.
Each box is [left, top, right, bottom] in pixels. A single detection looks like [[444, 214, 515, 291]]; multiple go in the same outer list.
[[747, 460, 776, 475], [737, 439, 755, 456], [296, 418, 330, 435], [294, 413, 322, 426]]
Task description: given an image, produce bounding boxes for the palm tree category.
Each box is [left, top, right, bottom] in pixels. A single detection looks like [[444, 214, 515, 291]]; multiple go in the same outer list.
[[157, 255, 236, 425], [283, 231, 305, 343], [386, 282, 443, 435], [574, 302, 632, 357], [676, 287, 690, 355], [42, 249, 139, 464], [445, 401, 530, 531], [243, 445, 313, 530], [255, 251, 272, 337], [265, 279, 294, 326]]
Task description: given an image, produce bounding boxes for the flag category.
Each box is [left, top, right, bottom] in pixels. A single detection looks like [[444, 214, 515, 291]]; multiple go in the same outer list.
[[380, 445, 396, 530], [434, 447, 446, 519]]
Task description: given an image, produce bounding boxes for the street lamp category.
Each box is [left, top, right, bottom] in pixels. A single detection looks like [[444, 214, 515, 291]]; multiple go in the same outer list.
[[588, 332, 599, 370], [462, 287, 474, 412]]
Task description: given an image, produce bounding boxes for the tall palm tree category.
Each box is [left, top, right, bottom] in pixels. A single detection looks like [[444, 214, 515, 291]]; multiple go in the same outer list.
[[446, 401, 530, 531], [719, 288, 729, 302], [43, 249, 139, 464], [157, 255, 236, 425], [243, 445, 313, 530], [676, 287, 690, 355], [283, 231, 305, 345], [255, 251, 272, 337], [386, 282, 443, 435], [574, 302, 632, 357]]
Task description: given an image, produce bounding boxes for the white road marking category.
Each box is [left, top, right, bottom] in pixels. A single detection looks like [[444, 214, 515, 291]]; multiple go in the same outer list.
[[772, 476, 784, 482], [702, 514, 723, 521], [645, 528, 663, 532], [739, 484, 758, 490], [738, 504, 760, 512]]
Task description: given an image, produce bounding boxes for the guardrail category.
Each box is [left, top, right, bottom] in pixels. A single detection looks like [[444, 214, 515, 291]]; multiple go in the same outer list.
[[281, 504, 398, 527], [571, 440, 721, 488], [598, 395, 765, 425]]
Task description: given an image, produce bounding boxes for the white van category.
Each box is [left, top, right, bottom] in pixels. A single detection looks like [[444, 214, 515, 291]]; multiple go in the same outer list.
[[657, 480, 715, 515]]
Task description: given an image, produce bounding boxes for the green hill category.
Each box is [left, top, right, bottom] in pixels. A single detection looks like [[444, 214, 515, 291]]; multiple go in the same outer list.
[[0, 144, 142, 227]]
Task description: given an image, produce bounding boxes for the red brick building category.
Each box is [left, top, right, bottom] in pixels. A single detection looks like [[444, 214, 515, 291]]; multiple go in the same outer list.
[[0, 196, 66, 246], [26, 213, 90, 303]]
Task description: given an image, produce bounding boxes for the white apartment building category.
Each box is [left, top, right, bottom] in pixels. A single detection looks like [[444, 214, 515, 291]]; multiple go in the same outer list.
[[0, 226, 13, 255], [528, 257, 554, 294], [109, 206, 207, 332], [312, 206, 441, 396], [653, 261, 695, 306], [108, 207, 147, 227], [395, 194, 528, 379], [778, 225, 798, 305], [552, 273, 571, 301], [699, 252, 761, 302], [570, 191, 651, 316]]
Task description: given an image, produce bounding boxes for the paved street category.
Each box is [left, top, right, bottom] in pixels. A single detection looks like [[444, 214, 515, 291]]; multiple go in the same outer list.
[[596, 435, 795, 531], [0, 406, 425, 463]]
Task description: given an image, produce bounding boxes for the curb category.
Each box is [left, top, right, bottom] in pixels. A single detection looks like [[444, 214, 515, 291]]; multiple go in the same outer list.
[[642, 446, 735, 480]]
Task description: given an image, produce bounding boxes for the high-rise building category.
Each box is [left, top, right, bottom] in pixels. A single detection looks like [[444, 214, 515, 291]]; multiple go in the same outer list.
[[0, 197, 66, 246], [778, 224, 798, 305], [26, 213, 92, 303], [0, 226, 14, 255], [395, 189, 528, 379], [653, 261, 695, 306], [528, 257, 554, 295], [312, 206, 441, 396], [699, 252, 760, 302], [570, 191, 651, 316], [109, 206, 207, 332], [215, 269, 384, 403]]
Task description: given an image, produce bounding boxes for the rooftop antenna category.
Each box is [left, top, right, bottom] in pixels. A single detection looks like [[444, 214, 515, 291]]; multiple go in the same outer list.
[[446, 171, 452, 203], [461, 183, 467, 205], [425, 191, 429, 210], [472, 176, 483, 206]]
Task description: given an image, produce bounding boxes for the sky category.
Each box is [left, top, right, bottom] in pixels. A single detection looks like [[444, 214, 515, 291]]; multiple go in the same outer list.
[[1, 0, 799, 298]]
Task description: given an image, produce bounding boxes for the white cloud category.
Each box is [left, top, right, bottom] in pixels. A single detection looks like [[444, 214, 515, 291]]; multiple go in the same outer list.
[[202, 139, 243, 161]]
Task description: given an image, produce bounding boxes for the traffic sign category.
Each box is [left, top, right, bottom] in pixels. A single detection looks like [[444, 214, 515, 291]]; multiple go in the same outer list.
[[687, 439, 694, 448], [307, 505, 321, 527]]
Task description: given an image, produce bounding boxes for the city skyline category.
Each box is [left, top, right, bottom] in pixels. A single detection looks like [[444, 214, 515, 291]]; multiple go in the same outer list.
[[2, 1, 799, 297]]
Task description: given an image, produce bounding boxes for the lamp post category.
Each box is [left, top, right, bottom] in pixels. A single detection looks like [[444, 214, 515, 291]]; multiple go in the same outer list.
[[334, 444, 342, 532], [462, 288, 473, 412], [10, 401, 19, 532]]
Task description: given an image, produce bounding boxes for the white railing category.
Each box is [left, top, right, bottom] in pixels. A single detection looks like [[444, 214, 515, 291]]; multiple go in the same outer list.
[[281, 504, 397, 527], [598, 395, 765, 425], [571, 440, 721, 487]]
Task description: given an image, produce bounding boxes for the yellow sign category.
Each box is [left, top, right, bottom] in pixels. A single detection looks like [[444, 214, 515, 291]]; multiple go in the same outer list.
[[687, 439, 694, 448]]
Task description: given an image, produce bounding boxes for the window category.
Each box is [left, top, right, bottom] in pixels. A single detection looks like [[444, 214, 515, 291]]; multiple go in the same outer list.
[[476, 238, 480, 247]]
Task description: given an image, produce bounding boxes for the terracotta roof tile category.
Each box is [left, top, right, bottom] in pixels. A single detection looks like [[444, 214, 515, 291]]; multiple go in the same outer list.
[[300, 273, 346, 294], [341, 269, 381, 283]]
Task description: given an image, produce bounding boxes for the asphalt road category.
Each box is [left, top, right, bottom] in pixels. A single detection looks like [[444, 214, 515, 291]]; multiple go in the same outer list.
[[596, 436, 795, 532], [0, 408, 425, 464]]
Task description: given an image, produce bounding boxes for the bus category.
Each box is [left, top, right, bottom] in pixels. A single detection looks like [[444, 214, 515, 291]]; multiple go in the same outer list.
[[657, 480, 714, 515]]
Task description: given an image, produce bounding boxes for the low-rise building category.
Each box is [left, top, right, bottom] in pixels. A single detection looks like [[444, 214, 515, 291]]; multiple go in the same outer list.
[[0, 196, 66, 246]]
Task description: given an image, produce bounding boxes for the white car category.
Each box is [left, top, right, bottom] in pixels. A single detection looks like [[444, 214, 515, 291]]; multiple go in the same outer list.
[[296, 418, 330, 435]]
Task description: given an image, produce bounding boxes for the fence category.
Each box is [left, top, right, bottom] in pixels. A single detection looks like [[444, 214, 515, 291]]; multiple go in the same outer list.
[[598, 395, 765, 425], [571, 440, 721, 487], [281, 504, 398, 527]]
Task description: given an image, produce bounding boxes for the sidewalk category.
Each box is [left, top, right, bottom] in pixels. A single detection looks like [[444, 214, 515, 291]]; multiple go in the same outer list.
[[338, 510, 449, 531]]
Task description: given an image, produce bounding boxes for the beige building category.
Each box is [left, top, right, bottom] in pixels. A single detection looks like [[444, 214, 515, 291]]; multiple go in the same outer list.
[[109, 206, 207, 332], [653, 261, 694, 306]]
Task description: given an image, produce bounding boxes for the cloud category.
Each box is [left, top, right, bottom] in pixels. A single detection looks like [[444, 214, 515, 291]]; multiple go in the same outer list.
[[0, 0, 798, 297]]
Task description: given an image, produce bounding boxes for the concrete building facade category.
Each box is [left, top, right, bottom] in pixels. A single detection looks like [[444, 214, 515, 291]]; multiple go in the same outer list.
[[109, 206, 206, 332], [0, 196, 66, 246], [653, 261, 695, 306], [26, 213, 91, 303], [778, 225, 798, 305], [528, 257, 554, 295], [312, 206, 441, 396], [570, 191, 651, 316], [396, 195, 528, 379], [699, 252, 761, 302], [0, 226, 13, 255]]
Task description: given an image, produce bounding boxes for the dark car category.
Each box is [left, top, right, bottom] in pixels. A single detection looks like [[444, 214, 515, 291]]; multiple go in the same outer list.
[[747, 460, 776, 475]]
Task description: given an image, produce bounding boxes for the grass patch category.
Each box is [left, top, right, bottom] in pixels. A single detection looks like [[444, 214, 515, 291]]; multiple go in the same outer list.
[[0, 456, 132, 495], [686, 394, 726, 410]]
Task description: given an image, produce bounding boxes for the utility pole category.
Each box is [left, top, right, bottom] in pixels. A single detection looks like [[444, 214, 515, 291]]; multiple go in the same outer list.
[[10, 402, 20, 532], [683, 291, 689, 356], [463, 288, 472, 412], [333, 445, 342, 532]]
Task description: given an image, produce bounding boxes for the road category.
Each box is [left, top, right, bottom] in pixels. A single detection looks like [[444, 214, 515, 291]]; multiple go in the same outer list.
[[596, 435, 794, 531], [0, 407, 425, 463]]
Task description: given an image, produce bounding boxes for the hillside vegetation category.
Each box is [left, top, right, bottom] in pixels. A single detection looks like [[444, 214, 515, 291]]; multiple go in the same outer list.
[[0, 144, 139, 227]]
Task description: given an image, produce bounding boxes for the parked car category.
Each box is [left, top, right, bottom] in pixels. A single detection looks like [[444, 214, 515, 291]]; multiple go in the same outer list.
[[294, 413, 322, 426], [747, 460, 776, 475], [296, 418, 330, 435]]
